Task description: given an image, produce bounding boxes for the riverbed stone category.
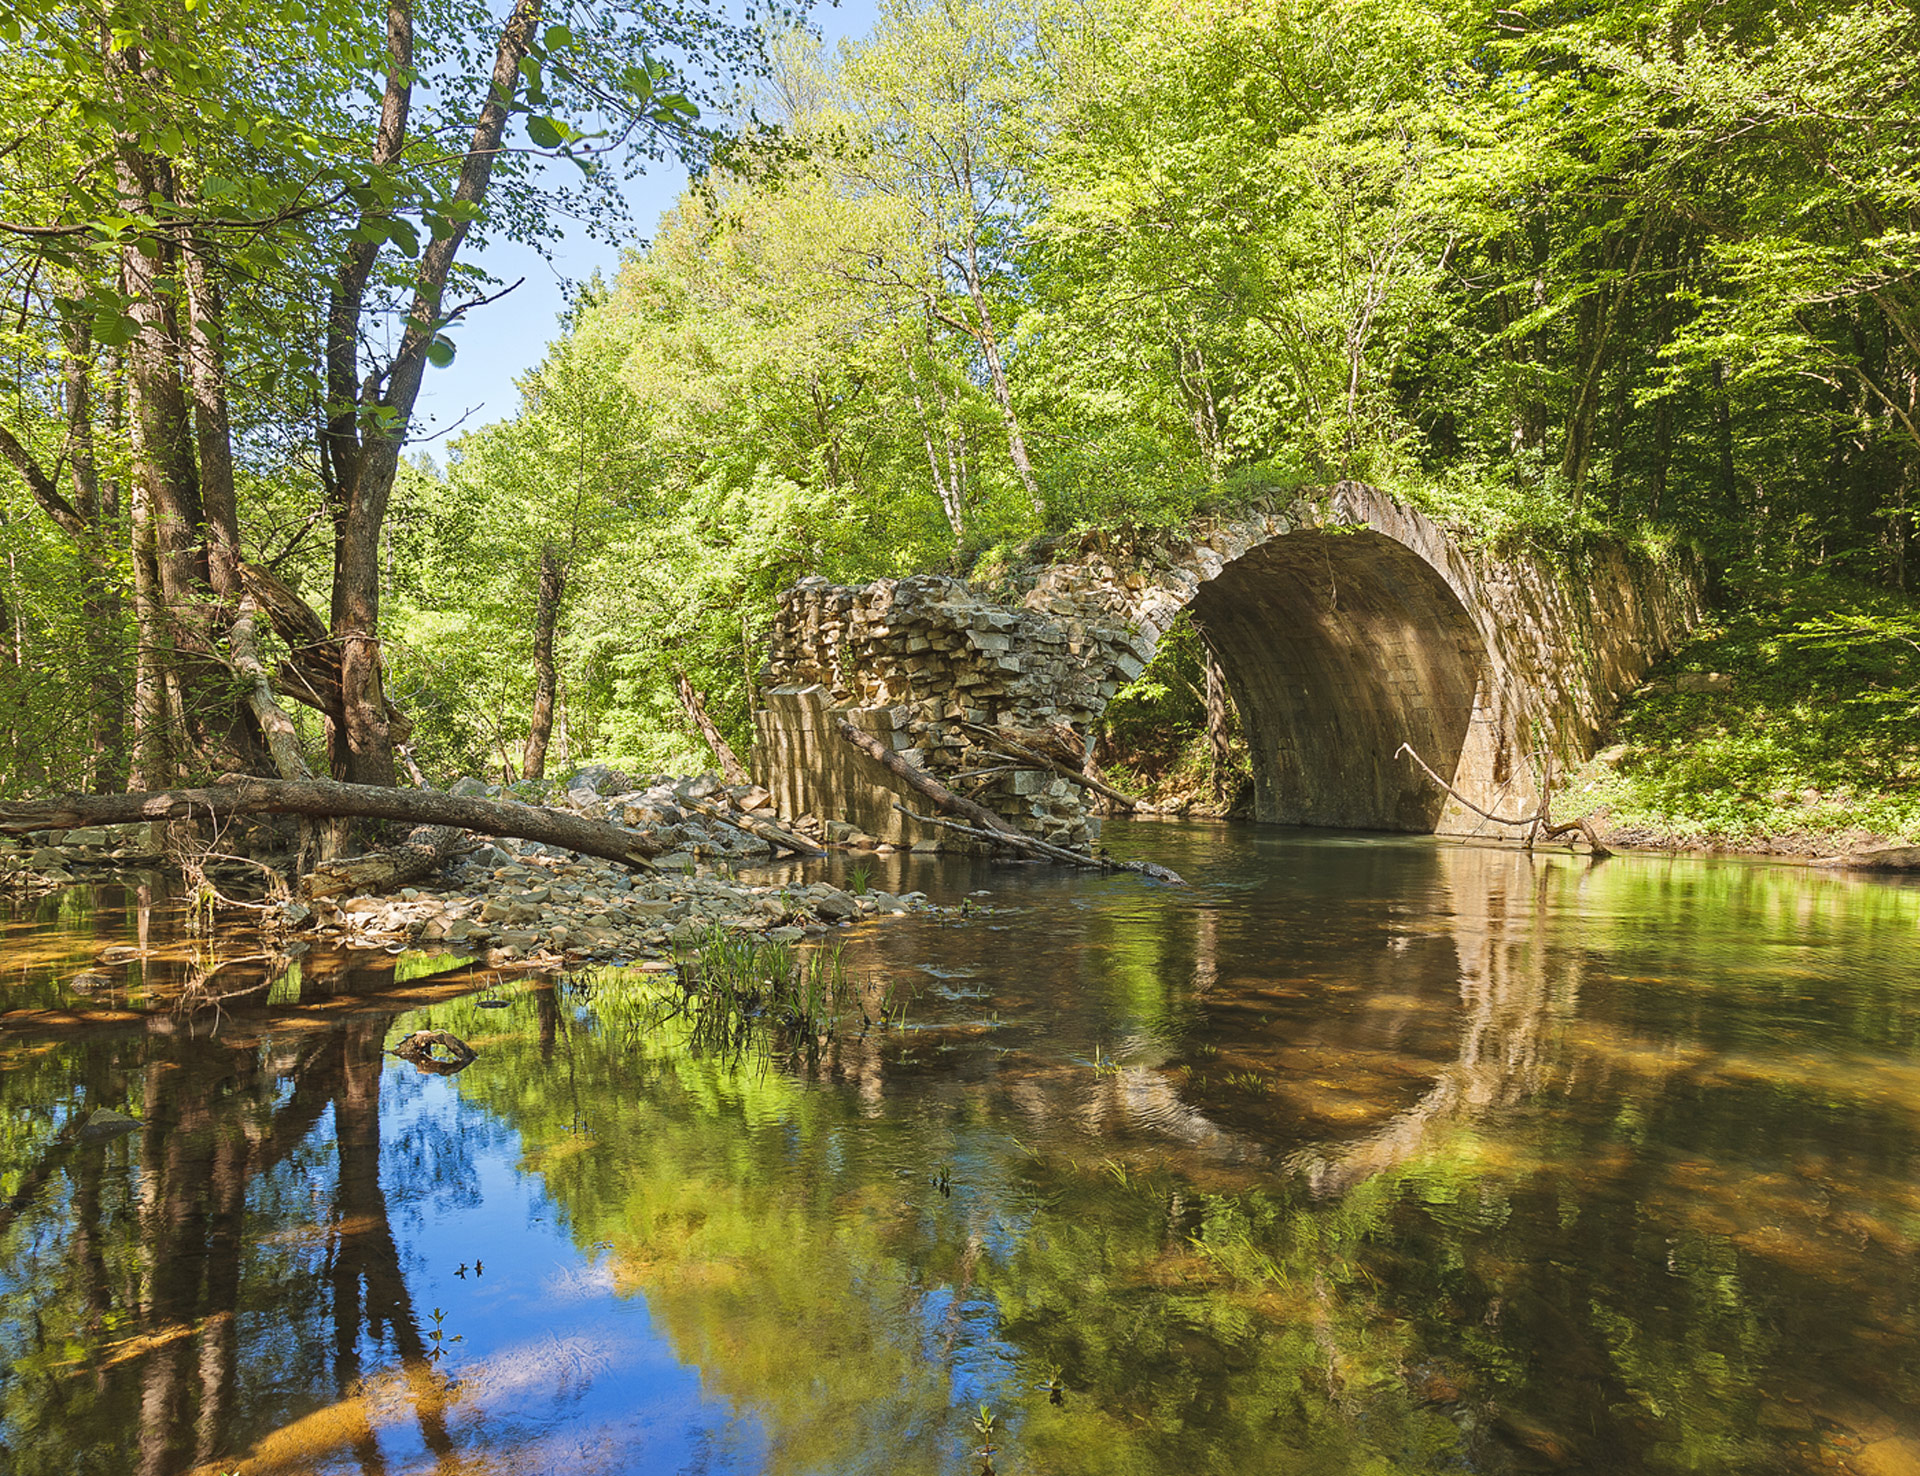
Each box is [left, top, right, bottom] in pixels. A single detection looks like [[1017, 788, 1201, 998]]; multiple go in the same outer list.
[[813, 889, 859, 923]]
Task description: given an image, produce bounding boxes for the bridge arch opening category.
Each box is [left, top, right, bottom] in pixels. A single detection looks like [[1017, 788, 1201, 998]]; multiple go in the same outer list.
[[1184, 527, 1491, 832]]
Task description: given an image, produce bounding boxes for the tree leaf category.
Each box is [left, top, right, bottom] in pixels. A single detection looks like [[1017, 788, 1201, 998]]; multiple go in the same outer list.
[[527, 116, 565, 149], [387, 217, 421, 257], [425, 337, 456, 368]]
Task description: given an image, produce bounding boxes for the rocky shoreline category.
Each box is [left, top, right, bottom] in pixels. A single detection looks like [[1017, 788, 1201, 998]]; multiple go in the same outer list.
[[6, 761, 1916, 968], [0, 766, 955, 972]]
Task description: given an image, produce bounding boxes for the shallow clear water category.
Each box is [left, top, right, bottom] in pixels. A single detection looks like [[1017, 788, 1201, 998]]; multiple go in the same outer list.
[[5, 823, 1920, 1474]]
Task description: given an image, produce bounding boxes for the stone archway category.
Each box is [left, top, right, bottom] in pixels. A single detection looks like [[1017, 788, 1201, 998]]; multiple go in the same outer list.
[[1187, 527, 1489, 831], [754, 484, 1701, 848]]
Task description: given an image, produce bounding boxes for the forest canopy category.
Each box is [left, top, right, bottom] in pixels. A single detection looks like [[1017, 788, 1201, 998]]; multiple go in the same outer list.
[[3, 0, 1917, 792]]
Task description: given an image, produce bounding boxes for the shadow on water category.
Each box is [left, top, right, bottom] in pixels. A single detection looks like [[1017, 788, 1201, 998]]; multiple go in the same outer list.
[[6, 824, 1920, 1473]]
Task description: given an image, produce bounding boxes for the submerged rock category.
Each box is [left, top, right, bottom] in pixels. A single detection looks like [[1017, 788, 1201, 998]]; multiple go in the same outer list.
[[77, 1108, 141, 1141]]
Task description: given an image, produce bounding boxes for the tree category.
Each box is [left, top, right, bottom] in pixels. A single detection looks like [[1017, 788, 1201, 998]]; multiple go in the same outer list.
[[391, 293, 652, 780], [0, 0, 752, 797], [839, 0, 1058, 518]]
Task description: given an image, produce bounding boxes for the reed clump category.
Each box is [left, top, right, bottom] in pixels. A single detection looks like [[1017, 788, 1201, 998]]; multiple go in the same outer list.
[[667, 924, 908, 1055]]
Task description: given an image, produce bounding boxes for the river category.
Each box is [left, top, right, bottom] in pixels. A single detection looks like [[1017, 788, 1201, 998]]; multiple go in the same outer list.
[[3, 821, 1919, 1475]]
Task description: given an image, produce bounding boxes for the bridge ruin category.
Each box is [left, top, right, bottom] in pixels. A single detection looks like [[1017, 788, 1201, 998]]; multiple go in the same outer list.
[[752, 483, 1702, 850]]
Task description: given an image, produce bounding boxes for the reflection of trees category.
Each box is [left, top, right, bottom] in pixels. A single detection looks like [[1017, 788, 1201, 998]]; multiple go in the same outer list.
[[0, 957, 474, 1476], [13, 847, 1920, 1476], [436, 973, 1486, 1476]]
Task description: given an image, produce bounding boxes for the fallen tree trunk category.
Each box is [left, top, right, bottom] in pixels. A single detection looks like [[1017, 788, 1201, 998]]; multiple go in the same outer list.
[[674, 671, 750, 786], [835, 718, 1028, 838], [960, 722, 1138, 811], [893, 804, 1185, 885], [681, 796, 825, 857], [0, 779, 664, 870], [833, 718, 1183, 883], [300, 824, 468, 899], [231, 595, 314, 782]]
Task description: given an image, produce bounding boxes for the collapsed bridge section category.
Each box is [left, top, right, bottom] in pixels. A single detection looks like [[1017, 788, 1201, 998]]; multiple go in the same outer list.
[[753, 483, 1702, 849]]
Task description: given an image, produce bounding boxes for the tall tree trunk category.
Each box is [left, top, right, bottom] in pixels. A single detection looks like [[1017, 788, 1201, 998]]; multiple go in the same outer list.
[[128, 472, 173, 790], [524, 543, 565, 780], [1711, 357, 1740, 557], [0, 549, 16, 786], [901, 341, 965, 552], [62, 322, 129, 787], [183, 245, 244, 601], [108, 39, 263, 777], [321, 0, 543, 791], [807, 374, 845, 496], [1205, 652, 1231, 807], [1562, 221, 1652, 507], [1173, 341, 1225, 480]]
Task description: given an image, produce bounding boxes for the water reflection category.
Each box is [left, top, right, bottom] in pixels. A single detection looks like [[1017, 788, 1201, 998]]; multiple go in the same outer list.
[[5, 829, 1920, 1473]]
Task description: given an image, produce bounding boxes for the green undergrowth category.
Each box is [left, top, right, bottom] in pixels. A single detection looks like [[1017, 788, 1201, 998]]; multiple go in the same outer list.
[[1572, 571, 1920, 852], [1097, 616, 1252, 815], [658, 927, 912, 1057]]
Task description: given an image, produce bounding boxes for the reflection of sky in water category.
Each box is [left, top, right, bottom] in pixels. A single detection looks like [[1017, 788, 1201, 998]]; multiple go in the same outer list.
[[361, 1067, 766, 1476]]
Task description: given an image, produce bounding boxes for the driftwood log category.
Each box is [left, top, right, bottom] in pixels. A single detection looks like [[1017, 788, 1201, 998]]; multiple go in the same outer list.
[[0, 778, 665, 870], [391, 1029, 476, 1073], [894, 805, 1186, 885], [832, 717, 1184, 883], [959, 721, 1139, 811], [300, 824, 468, 899], [1395, 742, 1611, 857], [835, 719, 1028, 836]]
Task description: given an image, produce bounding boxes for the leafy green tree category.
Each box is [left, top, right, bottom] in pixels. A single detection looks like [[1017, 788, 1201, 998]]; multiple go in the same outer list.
[[0, 0, 754, 796]]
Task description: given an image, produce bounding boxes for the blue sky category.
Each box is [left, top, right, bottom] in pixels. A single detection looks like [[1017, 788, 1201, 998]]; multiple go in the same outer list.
[[412, 0, 880, 443]]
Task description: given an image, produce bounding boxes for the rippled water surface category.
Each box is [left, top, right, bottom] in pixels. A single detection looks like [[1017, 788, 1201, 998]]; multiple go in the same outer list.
[[5, 823, 1920, 1475]]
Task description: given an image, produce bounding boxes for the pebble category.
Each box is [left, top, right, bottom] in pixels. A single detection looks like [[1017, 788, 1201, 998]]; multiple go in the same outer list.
[[289, 769, 966, 967]]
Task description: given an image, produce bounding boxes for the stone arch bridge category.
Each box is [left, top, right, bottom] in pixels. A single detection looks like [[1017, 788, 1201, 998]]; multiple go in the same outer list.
[[753, 483, 1702, 850]]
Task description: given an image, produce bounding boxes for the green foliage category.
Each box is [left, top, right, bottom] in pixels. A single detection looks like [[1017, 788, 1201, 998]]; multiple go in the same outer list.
[[1, 0, 1901, 795], [378, 0, 1920, 787], [1577, 573, 1920, 846], [0, 498, 131, 796], [1097, 616, 1249, 810]]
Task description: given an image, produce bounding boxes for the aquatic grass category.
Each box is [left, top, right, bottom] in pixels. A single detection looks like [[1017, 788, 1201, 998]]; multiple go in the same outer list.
[[658, 924, 911, 1057], [847, 859, 874, 895], [972, 1404, 1000, 1474], [424, 1306, 463, 1364]]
